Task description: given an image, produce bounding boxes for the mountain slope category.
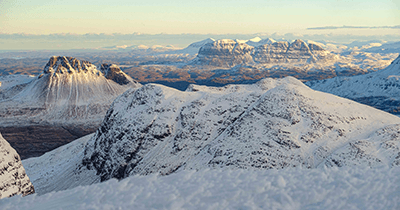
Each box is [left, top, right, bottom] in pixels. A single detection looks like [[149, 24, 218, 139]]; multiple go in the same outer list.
[[22, 134, 98, 195], [80, 77, 400, 182], [0, 133, 34, 199], [307, 55, 400, 115]]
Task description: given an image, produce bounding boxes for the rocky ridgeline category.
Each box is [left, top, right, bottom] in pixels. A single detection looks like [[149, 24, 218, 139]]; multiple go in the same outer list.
[[0, 133, 34, 199], [81, 77, 400, 182], [193, 39, 332, 67]]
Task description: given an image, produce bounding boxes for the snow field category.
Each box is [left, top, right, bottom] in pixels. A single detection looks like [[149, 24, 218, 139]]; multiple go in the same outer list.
[[1, 166, 399, 210]]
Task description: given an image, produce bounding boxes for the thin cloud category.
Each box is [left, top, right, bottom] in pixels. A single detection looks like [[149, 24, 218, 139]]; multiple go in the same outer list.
[[307, 25, 400, 30]]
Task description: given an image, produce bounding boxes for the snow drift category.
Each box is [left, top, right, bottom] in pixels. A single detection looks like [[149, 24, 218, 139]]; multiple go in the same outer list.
[[2, 167, 400, 210]]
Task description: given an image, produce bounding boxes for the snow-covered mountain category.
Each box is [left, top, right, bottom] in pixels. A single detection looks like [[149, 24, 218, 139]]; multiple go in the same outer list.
[[0, 56, 140, 125], [0, 56, 141, 158], [76, 77, 400, 183], [192, 39, 335, 67], [0, 133, 34, 199], [307, 55, 400, 115]]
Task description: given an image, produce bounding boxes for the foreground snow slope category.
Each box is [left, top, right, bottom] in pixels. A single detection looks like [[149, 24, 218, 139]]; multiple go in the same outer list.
[[0, 133, 34, 199], [82, 76, 400, 182], [1, 167, 399, 210], [307, 55, 400, 115], [22, 134, 98, 195]]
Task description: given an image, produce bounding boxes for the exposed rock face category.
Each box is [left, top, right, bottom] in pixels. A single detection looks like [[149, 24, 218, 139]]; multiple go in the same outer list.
[[0, 133, 34, 199], [193, 39, 333, 67], [195, 39, 255, 66], [82, 77, 400, 182], [0, 56, 142, 158], [253, 41, 290, 63], [307, 55, 400, 115]]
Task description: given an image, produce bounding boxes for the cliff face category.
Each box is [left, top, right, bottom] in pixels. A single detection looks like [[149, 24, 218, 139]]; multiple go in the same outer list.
[[0, 133, 35, 199]]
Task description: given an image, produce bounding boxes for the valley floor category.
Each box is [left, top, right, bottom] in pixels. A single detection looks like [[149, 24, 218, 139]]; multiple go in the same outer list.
[[1, 167, 399, 210]]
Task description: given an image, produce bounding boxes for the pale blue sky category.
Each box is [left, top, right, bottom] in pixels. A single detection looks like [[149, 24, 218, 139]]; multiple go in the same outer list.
[[1, 0, 399, 35]]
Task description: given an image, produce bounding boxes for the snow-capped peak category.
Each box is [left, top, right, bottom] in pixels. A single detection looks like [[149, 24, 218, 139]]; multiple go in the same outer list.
[[187, 38, 215, 48], [249, 37, 262, 42]]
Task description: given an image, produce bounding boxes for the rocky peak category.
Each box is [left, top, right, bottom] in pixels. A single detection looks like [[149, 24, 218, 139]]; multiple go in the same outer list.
[[100, 64, 138, 85], [288, 39, 312, 52], [286, 39, 315, 61], [43, 56, 96, 75], [0, 133, 35, 199]]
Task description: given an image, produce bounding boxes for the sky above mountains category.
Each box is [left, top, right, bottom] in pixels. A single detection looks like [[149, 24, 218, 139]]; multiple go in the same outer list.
[[1, 0, 399, 34], [0, 0, 399, 50]]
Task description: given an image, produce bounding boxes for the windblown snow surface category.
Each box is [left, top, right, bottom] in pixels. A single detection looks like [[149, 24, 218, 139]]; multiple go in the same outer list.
[[1, 167, 400, 209]]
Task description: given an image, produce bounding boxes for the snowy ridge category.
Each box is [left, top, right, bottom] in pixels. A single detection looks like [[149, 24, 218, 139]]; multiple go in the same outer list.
[[81, 77, 400, 182], [307, 55, 400, 115], [0, 133, 34, 199], [0, 56, 141, 126]]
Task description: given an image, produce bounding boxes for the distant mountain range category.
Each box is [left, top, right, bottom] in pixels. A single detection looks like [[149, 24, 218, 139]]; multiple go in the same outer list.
[[192, 39, 334, 67], [308, 55, 400, 115]]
